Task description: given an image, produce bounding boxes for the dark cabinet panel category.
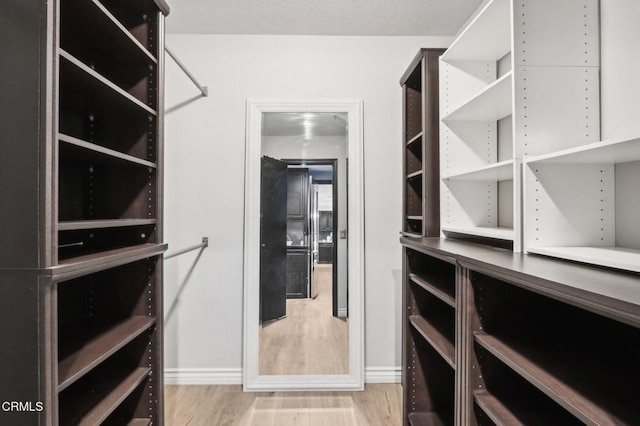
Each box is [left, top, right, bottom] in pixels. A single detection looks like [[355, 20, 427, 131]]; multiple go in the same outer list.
[[318, 243, 333, 264], [319, 211, 333, 231], [287, 169, 309, 219], [286, 249, 308, 299]]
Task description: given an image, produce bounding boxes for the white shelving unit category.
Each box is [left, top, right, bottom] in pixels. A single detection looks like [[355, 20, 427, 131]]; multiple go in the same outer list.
[[439, 0, 600, 252], [524, 135, 640, 272]]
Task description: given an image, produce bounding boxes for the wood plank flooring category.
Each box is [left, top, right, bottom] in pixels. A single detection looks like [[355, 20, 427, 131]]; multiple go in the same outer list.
[[165, 384, 402, 425], [259, 264, 348, 375]]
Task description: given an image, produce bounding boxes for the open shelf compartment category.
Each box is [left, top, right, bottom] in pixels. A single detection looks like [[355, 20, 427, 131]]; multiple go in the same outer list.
[[524, 141, 640, 272], [60, 0, 158, 108], [472, 344, 584, 426], [470, 270, 640, 425], [59, 54, 157, 163], [406, 327, 456, 426], [442, 72, 512, 123]]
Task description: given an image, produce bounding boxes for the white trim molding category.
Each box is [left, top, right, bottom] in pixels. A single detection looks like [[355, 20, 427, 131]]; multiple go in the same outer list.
[[365, 367, 402, 384], [243, 98, 365, 392], [164, 368, 243, 385]]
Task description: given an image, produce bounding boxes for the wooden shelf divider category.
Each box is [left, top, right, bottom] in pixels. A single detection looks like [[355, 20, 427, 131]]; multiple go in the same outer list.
[[473, 392, 522, 426], [407, 132, 423, 146], [409, 315, 455, 369], [59, 219, 157, 232], [60, 49, 157, 116], [61, 367, 151, 426], [59, 133, 157, 169], [53, 243, 168, 281], [474, 332, 624, 425], [58, 317, 156, 392], [67, 0, 158, 63], [409, 273, 455, 307]]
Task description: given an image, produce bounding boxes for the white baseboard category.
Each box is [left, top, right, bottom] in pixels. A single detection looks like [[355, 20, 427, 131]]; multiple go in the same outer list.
[[165, 366, 400, 385], [337, 308, 348, 318], [364, 367, 401, 384], [164, 368, 243, 385]]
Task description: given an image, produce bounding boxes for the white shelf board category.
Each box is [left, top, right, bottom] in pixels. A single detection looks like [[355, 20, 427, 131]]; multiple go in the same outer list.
[[528, 246, 640, 274], [443, 160, 514, 181], [443, 225, 514, 241], [525, 135, 640, 165], [442, 72, 512, 122], [441, 0, 511, 62]]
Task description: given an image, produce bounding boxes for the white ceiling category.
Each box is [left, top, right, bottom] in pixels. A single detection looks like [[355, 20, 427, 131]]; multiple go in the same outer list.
[[165, 0, 484, 36]]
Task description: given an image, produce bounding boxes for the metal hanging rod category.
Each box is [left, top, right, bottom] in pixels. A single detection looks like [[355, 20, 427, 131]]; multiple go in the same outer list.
[[165, 237, 209, 260], [165, 46, 209, 97]]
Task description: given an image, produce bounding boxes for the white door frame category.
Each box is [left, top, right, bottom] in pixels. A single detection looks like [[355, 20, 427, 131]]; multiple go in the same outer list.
[[243, 98, 364, 391]]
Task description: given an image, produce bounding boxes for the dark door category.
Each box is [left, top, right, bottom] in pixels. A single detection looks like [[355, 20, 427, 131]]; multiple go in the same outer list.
[[260, 156, 287, 323]]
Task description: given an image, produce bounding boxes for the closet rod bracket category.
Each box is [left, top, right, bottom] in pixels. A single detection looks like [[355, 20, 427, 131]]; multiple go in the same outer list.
[[165, 236, 209, 260]]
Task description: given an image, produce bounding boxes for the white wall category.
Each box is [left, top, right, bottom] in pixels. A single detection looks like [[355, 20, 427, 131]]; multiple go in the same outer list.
[[262, 135, 348, 315], [163, 34, 452, 380]]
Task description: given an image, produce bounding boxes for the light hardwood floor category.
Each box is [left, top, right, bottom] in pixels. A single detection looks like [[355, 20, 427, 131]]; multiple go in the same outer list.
[[259, 264, 348, 375], [165, 384, 402, 425]]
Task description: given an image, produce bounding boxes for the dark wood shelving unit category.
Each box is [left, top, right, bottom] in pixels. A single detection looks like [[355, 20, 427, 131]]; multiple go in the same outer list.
[[403, 243, 457, 425], [400, 49, 445, 238], [0, 0, 168, 424], [399, 237, 640, 426]]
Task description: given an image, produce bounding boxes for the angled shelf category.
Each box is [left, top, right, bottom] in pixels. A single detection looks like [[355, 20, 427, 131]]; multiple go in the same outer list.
[[58, 317, 156, 391], [475, 333, 637, 425], [60, 367, 151, 426], [60, 50, 156, 116], [59, 219, 157, 232], [52, 243, 168, 281], [525, 135, 640, 165], [443, 159, 514, 181], [442, 226, 514, 242], [59, 133, 157, 169], [409, 273, 455, 308], [442, 72, 512, 122], [62, 0, 157, 64], [409, 315, 455, 369], [474, 387, 583, 426], [473, 393, 521, 425], [527, 246, 640, 274], [407, 132, 423, 147], [440, 0, 511, 62], [408, 170, 424, 180]]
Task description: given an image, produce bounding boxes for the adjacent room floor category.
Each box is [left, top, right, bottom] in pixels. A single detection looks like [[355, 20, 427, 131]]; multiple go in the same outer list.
[[259, 264, 349, 376]]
